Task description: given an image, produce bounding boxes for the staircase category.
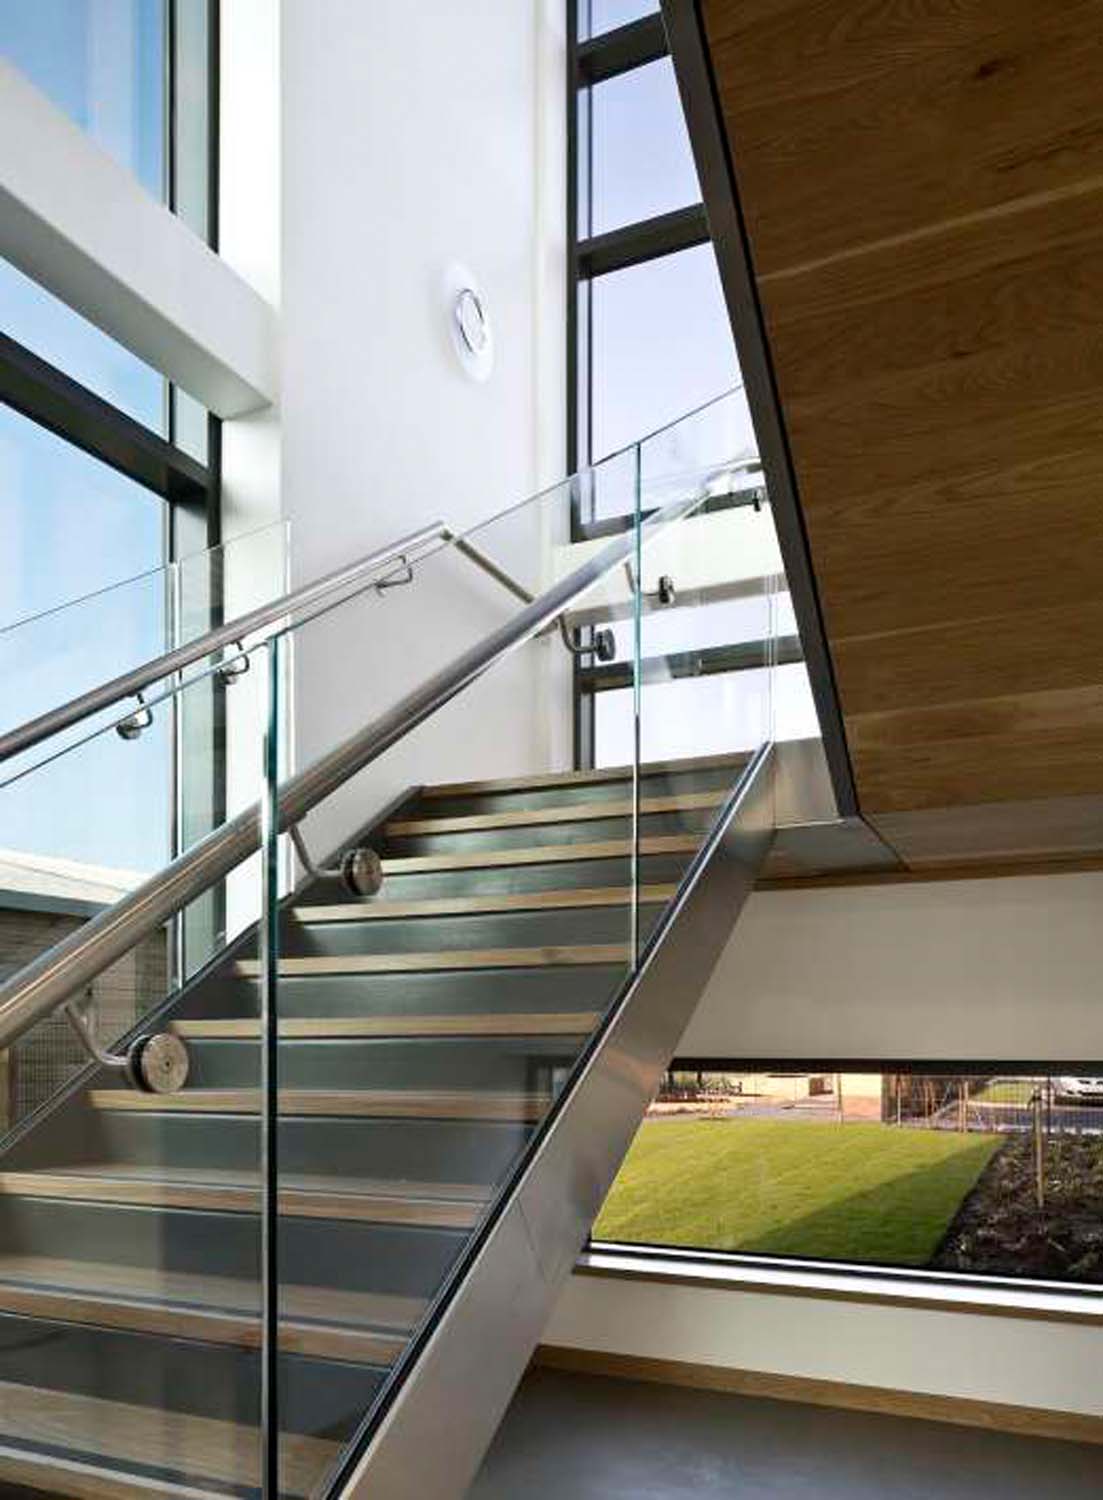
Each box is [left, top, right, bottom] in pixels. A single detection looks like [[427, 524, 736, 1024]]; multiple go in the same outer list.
[[0, 752, 748, 1498]]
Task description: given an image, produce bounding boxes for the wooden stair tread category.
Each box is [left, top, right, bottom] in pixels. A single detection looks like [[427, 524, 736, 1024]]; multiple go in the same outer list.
[[173, 1011, 599, 1040], [233, 943, 629, 978], [86, 1087, 552, 1122], [0, 1166, 489, 1226], [0, 1252, 423, 1331], [423, 750, 746, 798], [0, 1378, 336, 1498], [0, 1253, 410, 1364], [385, 790, 723, 836], [292, 883, 676, 922], [379, 834, 700, 875]]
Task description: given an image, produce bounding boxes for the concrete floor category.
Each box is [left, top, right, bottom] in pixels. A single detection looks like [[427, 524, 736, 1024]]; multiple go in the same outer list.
[[469, 1368, 1103, 1499]]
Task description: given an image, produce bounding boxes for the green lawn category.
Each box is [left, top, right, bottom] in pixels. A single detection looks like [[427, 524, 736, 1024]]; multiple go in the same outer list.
[[593, 1119, 1001, 1265], [972, 1081, 1033, 1104]]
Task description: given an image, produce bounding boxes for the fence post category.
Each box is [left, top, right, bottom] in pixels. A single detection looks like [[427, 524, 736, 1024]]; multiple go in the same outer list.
[[1032, 1087, 1045, 1211]]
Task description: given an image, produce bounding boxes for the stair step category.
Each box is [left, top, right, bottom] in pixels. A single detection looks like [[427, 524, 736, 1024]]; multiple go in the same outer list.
[[87, 1088, 552, 1122], [292, 883, 675, 922], [0, 1378, 336, 1499], [422, 750, 743, 799], [233, 943, 629, 978], [174, 1012, 599, 1039], [0, 1254, 410, 1364], [379, 834, 700, 875], [0, 1168, 488, 1227], [384, 790, 723, 837]]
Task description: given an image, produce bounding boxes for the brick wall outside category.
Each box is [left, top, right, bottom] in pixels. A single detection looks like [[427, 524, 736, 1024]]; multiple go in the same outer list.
[[0, 906, 168, 1132]]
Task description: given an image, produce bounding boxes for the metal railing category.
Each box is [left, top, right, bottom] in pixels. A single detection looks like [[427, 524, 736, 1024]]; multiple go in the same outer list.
[[0, 490, 703, 1052]]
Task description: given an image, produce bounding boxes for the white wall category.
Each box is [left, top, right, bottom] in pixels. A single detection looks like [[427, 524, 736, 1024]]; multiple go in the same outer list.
[[276, 0, 569, 851], [545, 1272, 1103, 1419], [684, 871, 1103, 1062]]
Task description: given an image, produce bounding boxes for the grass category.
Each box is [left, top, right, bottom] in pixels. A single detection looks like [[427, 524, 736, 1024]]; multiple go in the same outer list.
[[593, 1118, 1002, 1266]]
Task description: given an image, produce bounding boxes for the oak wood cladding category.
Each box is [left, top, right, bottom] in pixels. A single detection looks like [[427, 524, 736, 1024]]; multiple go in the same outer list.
[[700, 0, 1103, 853]]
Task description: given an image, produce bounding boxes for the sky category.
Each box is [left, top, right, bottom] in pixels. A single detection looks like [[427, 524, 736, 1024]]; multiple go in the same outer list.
[[0, 3, 171, 873]]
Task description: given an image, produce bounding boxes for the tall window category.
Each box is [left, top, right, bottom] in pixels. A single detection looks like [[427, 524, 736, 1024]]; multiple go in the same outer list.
[[568, 3, 816, 765], [0, 2, 220, 877]]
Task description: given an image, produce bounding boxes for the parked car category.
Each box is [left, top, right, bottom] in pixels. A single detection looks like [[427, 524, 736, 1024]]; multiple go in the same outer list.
[[1053, 1077, 1103, 1104]]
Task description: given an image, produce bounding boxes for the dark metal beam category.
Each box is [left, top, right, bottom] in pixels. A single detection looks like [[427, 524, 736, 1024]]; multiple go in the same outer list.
[[0, 332, 211, 504], [578, 13, 669, 86], [578, 202, 710, 280], [660, 0, 859, 817], [581, 635, 805, 694]]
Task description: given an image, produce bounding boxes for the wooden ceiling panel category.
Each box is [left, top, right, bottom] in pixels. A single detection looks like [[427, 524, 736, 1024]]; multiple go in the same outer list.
[[688, 0, 1103, 859], [703, 0, 1103, 275]]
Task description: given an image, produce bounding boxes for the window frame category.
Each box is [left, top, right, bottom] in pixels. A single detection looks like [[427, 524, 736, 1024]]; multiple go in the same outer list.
[[589, 1054, 1103, 1297]]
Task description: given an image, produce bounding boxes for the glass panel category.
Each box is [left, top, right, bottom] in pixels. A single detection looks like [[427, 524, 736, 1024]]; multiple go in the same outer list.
[[0, 1, 166, 198], [580, 0, 660, 39], [262, 471, 645, 1496], [0, 654, 268, 1492], [251, 402, 784, 1490], [587, 58, 700, 237], [595, 1068, 1103, 1286], [590, 246, 746, 515]]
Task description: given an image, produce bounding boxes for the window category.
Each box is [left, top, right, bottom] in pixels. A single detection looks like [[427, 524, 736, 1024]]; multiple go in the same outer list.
[[595, 1065, 1103, 1286], [569, 4, 819, 764], [0, 4, 221, 880]]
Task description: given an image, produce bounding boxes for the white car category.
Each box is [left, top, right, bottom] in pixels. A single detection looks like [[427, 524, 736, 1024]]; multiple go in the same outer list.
[[1054, 1076, 1103, 1103]]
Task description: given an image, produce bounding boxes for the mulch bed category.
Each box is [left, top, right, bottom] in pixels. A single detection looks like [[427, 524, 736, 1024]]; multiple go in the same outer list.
[[931, 1134, 1103, 1282]]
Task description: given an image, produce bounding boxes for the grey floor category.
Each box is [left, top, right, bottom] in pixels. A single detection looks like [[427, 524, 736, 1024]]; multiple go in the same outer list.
[[468, 1368, 1103, 1499]]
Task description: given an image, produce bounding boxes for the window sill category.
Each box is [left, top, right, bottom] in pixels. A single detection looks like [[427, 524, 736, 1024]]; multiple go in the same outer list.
[[578, 1245, 1103, 1326]]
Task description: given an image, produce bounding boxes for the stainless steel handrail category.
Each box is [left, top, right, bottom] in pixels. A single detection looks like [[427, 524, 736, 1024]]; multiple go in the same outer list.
[[0, 490, 704, 1051], [0, 521, 450, 766]]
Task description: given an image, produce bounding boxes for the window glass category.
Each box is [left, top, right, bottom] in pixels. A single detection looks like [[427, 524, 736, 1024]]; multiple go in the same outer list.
[[595, 662, 818, 765], [581, 1, 660, 39], [0, 258, 165, 432], [588, 59, 699, 237], [0, 400, 169, 871], [595, 1068, 1103, 1285], [0, 1, 165, 198], [590, 245, 744, 510]]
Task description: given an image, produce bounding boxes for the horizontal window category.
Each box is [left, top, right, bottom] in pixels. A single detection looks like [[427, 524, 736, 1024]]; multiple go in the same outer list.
[[595, 1067, 1103, 1286]]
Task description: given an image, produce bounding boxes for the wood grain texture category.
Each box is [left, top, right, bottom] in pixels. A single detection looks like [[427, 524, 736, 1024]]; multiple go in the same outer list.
[[533, 1346, 1103, 1446], [0, 1168, 487, 1226], [293, 885, 675, 922], [700, 0, 1103, 853], [233, 944, 630, 978], [86, 1088, 551, 1122], [423, 751, 745, 798], [0, 1379, 335, 1498], [379, 834, 700, 874], [385, 790, 722, 836], [173, 1012, 599, 1040]]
